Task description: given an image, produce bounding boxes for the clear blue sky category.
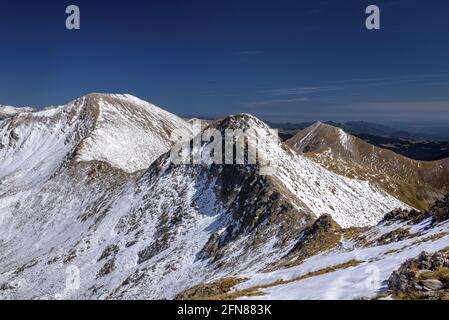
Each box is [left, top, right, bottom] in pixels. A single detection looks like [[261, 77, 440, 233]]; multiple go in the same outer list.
[[1, 0, 449, 128]]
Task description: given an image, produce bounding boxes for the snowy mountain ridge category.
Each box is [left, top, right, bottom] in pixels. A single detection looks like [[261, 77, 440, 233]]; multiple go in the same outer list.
[[0, 105, 36, 120], [1, 94, 445, 300], [287, 122, 449, 210], [208, 114, 409, 227], [74, 93, 191, 172], [0, 93, 191, 176]]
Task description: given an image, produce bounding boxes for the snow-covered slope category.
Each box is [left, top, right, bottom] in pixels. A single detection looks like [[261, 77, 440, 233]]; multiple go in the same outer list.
[[0, 94, 194, 299], [0, 93, 191, 177], [177, 196, 449, 300], [0, 100, 92, 189], [0, 97, 424, 300], [0, 108, 409, 299], [0, 105, 36, 120], [234, 210, 449, 300], [0, 112, 302, 299], [75, 94, 191, 173], [218, 115, 409, 227]]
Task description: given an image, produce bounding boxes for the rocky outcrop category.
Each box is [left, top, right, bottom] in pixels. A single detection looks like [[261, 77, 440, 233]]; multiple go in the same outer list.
[[175, 277, 246, 300], [388, 250, 449, 299], [268, 214, 342, 270], [382, 193, 449, 225], [430, 194, 449, 223], [381, 208, 430, 224]]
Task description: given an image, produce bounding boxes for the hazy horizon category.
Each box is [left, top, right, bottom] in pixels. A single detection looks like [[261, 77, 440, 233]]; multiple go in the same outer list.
[[2, 92, 449, 135], [1, 0, 448, 132]]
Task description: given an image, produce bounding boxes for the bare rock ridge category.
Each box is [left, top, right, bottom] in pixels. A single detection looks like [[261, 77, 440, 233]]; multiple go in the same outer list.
[[287, 121, 449, 209]]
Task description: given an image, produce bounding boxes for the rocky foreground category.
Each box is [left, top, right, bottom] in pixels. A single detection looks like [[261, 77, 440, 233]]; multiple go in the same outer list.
[[389, 250, 449, 300], [177, 193, 449, 300]]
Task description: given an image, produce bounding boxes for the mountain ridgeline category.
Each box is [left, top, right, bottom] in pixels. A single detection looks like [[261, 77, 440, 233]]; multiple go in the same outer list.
[[287, 122, 449, 210], [0, 94, 448, 300], [276, 121, 449, 161]]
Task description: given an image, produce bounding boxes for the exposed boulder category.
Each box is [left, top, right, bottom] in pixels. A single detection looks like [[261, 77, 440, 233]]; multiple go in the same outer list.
[[388, 250, 449, 299], [375, 228, 414, 245], [419, 279, 443, 291]]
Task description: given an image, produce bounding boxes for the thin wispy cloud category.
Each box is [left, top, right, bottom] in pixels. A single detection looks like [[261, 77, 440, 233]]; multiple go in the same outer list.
[[320, 78, 386, 85], [261, 86, 338, 96], [250, 100, 449, 127], [249, 97, 311, 107], [321, 73, 449, 87]]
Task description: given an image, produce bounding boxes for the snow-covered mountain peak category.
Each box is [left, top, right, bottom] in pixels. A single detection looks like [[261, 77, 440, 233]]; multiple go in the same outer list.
[[0, 94, 191, 184], [81, 93, 170, 115], [0, 96, 430, 300], [0, 105, 36, 120], [213, 113, 275, 134], [70, 93, 191, 172], [208, 113, 280, 154], [167, 114, 409, 227], [289, 121, 354, 153]]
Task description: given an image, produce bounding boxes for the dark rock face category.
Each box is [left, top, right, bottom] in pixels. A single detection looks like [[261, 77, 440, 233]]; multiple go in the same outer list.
[[381, 209, 431, 224], [268, 214, 342, 270], [388, 251, 449, 299], [431, 194, 449, 223], [382, 193, 449, 225], [289, 214, 342, 257], [97, 258, 116, 278], [197, 163, 313, 266], [98, 244, 119, 262], [375, 228, 412, 245]]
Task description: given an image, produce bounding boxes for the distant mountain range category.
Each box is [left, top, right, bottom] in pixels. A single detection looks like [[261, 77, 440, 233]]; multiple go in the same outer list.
[[353, 133, 449, 161], [1, 95, 448, 300], [272, 120, 449, 141]]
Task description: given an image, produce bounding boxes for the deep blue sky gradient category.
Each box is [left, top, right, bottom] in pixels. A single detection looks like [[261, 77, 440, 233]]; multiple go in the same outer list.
[[0, 0, 448, 128]]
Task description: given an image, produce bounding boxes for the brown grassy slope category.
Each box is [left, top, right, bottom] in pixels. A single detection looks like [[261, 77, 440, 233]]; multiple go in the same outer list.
[[175, 260, 363, 300], [287, 122, 449, 209]]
